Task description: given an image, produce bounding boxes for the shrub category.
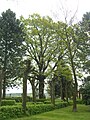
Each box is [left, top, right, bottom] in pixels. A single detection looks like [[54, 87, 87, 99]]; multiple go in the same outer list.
[[80, 81, 90, 105], [36, 99, 46, 103], [68, 100, 73, 105], [14, 97, 22, 102], [27, 104, 54, 115], [0, 101, 69, 120], [0, 105, 24, 120], [55, 102, 68, 109], [1, 100, 16, 106], [5, 97, 22, 102], [4, 97, 14, 100], [44, 101, 51, 104], [76, 99, 83, 104], [36, 102, 44, 104], [5, 96, 32, 103]]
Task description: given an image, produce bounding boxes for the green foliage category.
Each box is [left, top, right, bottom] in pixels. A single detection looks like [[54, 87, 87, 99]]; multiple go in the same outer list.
[[1, 100, 16, 106], [13, 97, 22, 103], [21, 13, 66, 99], [81, 12, 90, 31], [80, 76, 90, 105], [36, 102, 44, 104], [0, 9, 26, 93], [67, 100, 73, 106], [55, 102, 68, 109], [5, 96, 32, 102], [5, 97, 22, 102], [27, 104, 54, 115], [80, 12, 90, 73], [84, 60, 90, 72], [44, 101, 51, 104], [0, 105, 24, 120], [36, 99, 46, 103], [76, 99, 83, 104], [81, 83, 90, 105]]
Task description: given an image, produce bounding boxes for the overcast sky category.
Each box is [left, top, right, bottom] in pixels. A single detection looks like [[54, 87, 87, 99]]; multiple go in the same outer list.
[[0, 0, 90, 22], [1, 0, 89, 93]]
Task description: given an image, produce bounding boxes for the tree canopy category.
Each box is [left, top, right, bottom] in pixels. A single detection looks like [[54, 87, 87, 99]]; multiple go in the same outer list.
[[0, 9, 25, 98]]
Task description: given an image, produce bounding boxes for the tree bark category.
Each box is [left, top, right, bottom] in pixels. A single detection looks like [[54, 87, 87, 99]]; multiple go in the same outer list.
[[71, 62, 78, 112], [39, 78, 44, 99], [60, 78, 65, 101], [67, 37, 78, 111], [30, 79, 36, 102], [22, 60, 31, 113], [78, 90, 81, 99], [32, 84, 36, 102], [22, 72, 27, 113], [38, 74, 45, 99], [73, 86, 77, 112], [65, 81, 68, 103], [3, 77, 6, 99], [0, 70, 2, 106], [51, 78, 55, 106], [3, 66, 6, 99]]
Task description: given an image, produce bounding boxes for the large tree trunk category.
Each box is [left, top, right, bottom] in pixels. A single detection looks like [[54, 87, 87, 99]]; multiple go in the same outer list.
[[39, 78, 44, 99], [38, 74, 45, 99], [30, 79, 36, 102], [51, 78, 55, 106], [73, 86, 77, 112], [32, 84, 36, 102], [0, 70, 2, 106], [78, 90, 81, 99], [71, 61, 78, 112], [68, 39, 78, 111]]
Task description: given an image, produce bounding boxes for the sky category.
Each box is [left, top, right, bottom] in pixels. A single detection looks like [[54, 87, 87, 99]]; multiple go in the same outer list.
[[0, 0, 90, 22], [0, 0, 90, 94]]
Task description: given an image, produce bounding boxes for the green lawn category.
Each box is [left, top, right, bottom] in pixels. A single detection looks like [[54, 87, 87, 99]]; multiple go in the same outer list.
[[12, 105, 90, 120]]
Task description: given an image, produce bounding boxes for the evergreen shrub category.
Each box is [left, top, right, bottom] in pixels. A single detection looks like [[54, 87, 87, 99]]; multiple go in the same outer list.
[[1, 100, 16, 106]]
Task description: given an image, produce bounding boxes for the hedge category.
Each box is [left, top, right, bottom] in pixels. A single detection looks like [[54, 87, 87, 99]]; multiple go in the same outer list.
[[5, 96, 32, 103], [0, 106, 23, 120], [1, 100, 16, 106], [0, 102, 69, 120], [55, 102, 68, 109], [27, 104, 54, 115], [76, 99, 83, 104]]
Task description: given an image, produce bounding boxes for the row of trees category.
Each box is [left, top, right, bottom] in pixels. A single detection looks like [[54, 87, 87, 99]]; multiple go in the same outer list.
[[0, 9, 90, 112]]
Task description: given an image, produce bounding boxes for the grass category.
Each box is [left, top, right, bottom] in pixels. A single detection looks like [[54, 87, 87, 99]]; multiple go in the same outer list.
[[12, 105, 90, 120]]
